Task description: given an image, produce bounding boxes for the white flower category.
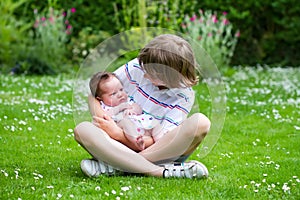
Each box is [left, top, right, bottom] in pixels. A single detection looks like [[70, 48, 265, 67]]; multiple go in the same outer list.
[[57, 193, 62, 199], [95, 186, 101, 191], [121, 186, 130, 191], [282, 184, 290, 192]]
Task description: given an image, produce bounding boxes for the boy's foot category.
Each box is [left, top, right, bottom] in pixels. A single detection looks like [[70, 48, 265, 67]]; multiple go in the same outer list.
[[162, 160, 208, 179], [80, 159, 119, 177]]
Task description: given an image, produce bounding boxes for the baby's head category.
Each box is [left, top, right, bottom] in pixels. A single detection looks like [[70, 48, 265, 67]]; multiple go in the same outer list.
[[90, 72, 128, 106], [138, 34, 198, 88]]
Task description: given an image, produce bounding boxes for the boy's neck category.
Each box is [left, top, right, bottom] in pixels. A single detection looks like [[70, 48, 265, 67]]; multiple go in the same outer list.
[[158, 85, 168, 90]]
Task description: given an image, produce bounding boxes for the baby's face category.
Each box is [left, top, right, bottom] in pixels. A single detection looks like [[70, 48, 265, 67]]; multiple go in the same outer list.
[[100, 76, 128, 107]]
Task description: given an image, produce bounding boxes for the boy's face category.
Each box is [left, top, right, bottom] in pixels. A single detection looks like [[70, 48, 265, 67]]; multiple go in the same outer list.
[[99, 76, 128, 107], [144, 73, 167, 88]]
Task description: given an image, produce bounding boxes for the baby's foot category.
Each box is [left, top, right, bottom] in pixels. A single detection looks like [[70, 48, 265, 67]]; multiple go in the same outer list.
[[136, 135, 145, 151]]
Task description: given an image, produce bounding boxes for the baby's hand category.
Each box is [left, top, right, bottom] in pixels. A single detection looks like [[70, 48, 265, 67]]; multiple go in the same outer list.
[[123, 109, 137, 116], [131, 103, 143, 115], [119, 102, 132, 111]]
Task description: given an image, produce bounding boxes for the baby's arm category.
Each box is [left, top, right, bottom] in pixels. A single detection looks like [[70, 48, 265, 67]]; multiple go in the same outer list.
[[106, 102, 131, 117], [123, 103, 143, 116]]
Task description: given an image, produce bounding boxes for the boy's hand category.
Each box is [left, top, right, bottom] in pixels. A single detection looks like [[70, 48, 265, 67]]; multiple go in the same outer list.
[[92, 115, 123, 140]]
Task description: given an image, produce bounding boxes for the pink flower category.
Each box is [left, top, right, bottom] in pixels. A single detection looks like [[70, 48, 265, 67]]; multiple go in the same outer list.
[[65, 20, 69, 25], [208, 33, 212, 37], [223, 12, 228, 16], [62, 12, 66, 17], [212, 15, 218, 23], [222, 18, 229, 25], [71, 8, 76, 13], [235, 31, 240, 37], [33, 21, 39, 28], [67, 25, 72, 30], [49, 17, 54, 23], [190, 14, 197, 22], [41, 17, 46, 21]]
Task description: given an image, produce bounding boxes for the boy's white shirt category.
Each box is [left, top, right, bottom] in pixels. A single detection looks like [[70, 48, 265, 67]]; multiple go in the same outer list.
[[114, 58, 195, 140]]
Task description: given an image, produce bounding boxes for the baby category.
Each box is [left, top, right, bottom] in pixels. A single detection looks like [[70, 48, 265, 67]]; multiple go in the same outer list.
[[89, 72, 159, 151]]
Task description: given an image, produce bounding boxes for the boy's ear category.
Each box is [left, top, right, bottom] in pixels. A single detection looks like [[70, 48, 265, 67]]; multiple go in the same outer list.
[[96, 96, 101, 101]]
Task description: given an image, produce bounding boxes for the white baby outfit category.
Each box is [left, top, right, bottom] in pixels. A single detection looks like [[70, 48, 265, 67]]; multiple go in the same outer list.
[[101, 100, 159, 135]]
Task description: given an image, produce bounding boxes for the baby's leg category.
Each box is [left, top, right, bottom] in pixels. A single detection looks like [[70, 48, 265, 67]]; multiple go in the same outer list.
[[118, 118, 145, 151]]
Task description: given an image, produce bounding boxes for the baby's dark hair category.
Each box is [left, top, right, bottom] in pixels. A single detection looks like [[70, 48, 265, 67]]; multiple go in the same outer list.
[[89, 72, 118, 98]]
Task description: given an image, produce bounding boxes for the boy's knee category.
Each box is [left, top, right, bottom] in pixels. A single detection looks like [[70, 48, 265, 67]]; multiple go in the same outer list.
[[190, 113, 211, 136], [74, 121, 92, 143]]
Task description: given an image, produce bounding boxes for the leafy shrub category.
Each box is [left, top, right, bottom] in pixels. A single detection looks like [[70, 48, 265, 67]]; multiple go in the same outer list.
[[22, 7, 75, 74], [193, 0, 300, 66], [182, 10, 240, 67], [0, 0, 31, 73], [68, 27, 111, 64]]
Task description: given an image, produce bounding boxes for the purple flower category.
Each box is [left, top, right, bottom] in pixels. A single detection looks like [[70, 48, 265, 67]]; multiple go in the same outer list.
[[222, 12, 228, 16], [67, 25, 72, 30], [71, 8, 76, 13]]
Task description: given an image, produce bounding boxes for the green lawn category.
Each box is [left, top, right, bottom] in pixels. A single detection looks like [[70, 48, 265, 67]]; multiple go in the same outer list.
[[1, 66, 299, 200]]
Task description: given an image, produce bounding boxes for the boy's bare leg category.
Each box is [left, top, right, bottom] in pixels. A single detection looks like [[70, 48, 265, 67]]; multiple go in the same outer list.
[[139, 113, 210, 163], [74, 121, 163, 176], [118, 118, 145, 151]]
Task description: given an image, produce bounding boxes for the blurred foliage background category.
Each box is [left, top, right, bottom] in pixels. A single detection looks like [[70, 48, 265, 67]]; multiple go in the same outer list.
[[1, 0, 299, 75]]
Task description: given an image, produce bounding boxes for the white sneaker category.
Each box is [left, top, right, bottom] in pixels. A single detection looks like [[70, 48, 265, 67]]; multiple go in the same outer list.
[[80, 159, 118, 177], [163, 160, 208, 179]]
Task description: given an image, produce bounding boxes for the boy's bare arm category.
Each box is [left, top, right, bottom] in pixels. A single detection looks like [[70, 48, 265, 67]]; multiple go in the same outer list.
[[88, 94, 105, 118]]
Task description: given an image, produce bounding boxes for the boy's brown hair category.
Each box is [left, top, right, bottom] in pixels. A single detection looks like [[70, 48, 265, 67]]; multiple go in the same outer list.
[[138, 34, 198, 88]]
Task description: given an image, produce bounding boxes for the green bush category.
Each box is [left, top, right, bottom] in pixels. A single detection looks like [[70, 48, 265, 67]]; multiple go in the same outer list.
[[2, 0, 299, 74], [182, 10, 240, 68], [193, 0, 300, 66], [0, 0, 31, 73]]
